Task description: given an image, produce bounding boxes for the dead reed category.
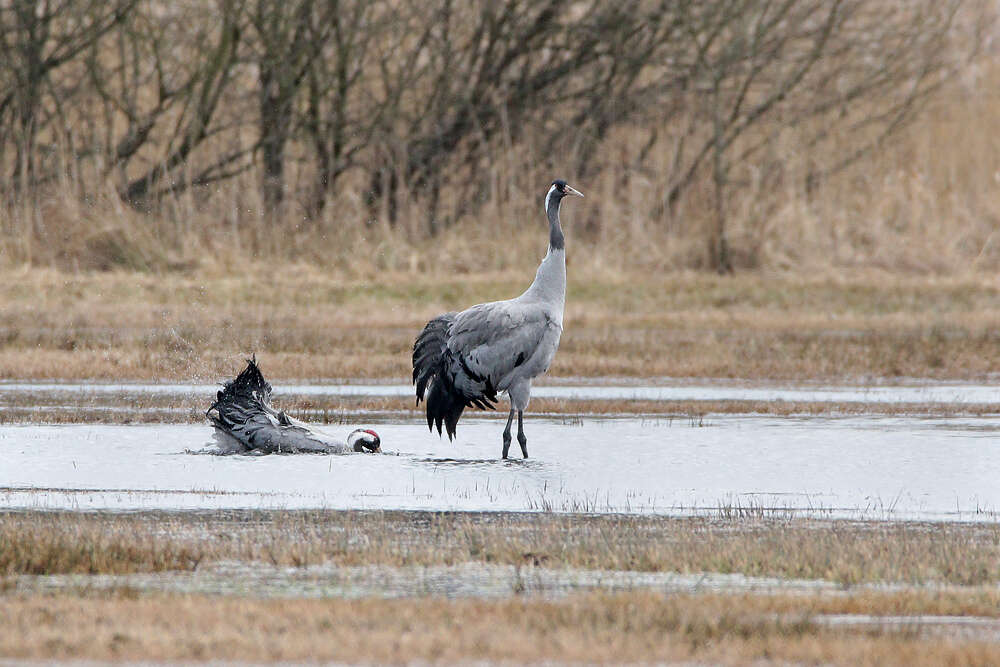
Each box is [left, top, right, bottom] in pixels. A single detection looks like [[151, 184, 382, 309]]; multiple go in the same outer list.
[[4, 511, 999, 663], [3, 396, 995, 426], [2, 269, 1000, 381], [3, 511, 999, 587], [3, 54, 1000, 279], [3, 590, 1000, 664]]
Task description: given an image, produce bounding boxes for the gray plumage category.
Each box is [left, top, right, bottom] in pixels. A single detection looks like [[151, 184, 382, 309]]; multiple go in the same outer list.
[[413, 179, 583, 458], [208, 358, 381, 454]]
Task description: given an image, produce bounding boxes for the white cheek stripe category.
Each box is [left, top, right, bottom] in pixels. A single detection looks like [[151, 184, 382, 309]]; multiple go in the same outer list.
[[544, 185, 557, 216]]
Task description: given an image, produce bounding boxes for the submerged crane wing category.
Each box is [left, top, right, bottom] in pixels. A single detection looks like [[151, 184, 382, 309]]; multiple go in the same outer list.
[[207, 358, 349, 454]]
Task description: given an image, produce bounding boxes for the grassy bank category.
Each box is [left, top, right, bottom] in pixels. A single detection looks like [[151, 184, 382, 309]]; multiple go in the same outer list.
[[3, 510, 1000, 664], [4, 511, 999, 586], [4, 590, 1000, 664], [3, 268, 1000, 382]]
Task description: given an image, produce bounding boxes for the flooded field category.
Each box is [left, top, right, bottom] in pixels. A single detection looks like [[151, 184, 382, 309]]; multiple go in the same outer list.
[[1, 380, 997, 519], [7, 560, 843, 599], [9, 560, 1000, 643], [2, 378, 999, 404], [2, 412, 998, 520]]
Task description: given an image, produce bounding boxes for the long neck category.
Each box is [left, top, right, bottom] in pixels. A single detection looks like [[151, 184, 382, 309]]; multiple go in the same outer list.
[[546, 192, 565, 251], [522, 195, 566, 310]]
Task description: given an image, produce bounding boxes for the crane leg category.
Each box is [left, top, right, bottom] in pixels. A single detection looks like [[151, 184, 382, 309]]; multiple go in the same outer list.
[[517, 410, 528, 459], [502, 409, 515, 459]]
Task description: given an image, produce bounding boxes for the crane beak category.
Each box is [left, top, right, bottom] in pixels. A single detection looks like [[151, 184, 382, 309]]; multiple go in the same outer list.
[[564, 185, 584, 198]]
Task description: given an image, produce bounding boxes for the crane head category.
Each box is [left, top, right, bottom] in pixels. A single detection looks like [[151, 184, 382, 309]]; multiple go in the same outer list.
[[545, 179, 584, 216], [552, 179, 584, 198], [349, 428, 382, 453]]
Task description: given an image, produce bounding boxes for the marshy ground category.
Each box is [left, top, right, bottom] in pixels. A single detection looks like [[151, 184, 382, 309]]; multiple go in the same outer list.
[[2, 511, 1000, 664], [4, 268, 1000, 382], [3, 12, 1000, 661], [2, 411, 999, 664], [3, 268, 1000, 664]]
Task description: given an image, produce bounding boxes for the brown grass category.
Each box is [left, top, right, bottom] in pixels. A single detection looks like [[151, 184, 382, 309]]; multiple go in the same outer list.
[[5, 511, 999, 663], [3, 268, 1000, 382], [3, 511, 999, 587], [4, 398, 995, 426], [3, 591, 1000, 664], [5, 55, 1000, 282]]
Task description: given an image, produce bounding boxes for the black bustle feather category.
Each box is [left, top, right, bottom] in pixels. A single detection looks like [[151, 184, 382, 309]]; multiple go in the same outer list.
[[412, 313, 497, 440], [424, 373, 465, 440], [413, 314, 455, 403]]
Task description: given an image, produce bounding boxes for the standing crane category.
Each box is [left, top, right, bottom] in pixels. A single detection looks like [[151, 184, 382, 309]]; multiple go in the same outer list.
[[413, 179, 583, 459]]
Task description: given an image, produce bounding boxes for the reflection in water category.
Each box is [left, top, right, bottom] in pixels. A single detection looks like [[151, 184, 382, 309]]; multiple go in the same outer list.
[[185, 446, 401, 457], [1, 416, 998, 520], [412, 457, 542, 468]]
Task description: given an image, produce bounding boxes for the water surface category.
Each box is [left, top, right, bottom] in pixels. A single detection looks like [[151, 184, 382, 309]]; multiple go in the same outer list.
[[1, 380, 998, 404], [2, 415, 997, 520]]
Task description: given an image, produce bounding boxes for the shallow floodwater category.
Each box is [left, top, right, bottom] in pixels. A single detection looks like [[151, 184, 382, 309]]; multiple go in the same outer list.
[[11, 561, 1000, 641], [9, 561, 840, 600], [2, 415, 998, 520], [1, 379, 999, 404]]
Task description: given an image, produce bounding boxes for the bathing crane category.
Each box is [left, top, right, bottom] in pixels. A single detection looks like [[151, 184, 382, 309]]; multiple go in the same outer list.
[[208, 358, 381, 454]]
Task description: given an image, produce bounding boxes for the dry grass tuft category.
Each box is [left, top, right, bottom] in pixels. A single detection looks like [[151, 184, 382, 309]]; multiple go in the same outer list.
[[2, 591, 1000, 664], [2, 511, 999, 587], [4, 511, 999, 664], [3, 269, 1000, 382], [5, 60, 1000, 280], [0, 513, 202, 575]]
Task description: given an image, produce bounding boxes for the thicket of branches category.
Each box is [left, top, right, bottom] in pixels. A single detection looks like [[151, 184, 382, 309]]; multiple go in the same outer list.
[[0, 0, 985, 271]]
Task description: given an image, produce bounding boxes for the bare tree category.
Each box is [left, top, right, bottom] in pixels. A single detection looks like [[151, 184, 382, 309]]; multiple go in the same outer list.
[[0, 0, 986, 271], [0, 0, 134, 196], [106, 0, 244, 206], [365, 0, 658, 233], [300, 0, 385, 216], [247, 0, 325, 213], [643, 0, 975, 271]]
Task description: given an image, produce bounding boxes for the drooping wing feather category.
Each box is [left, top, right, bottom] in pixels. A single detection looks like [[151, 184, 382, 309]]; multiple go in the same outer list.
[[447, 300, 558, 392], [413, 312, 486, 439], [412, 300, 560, 440], [413, 312, 456, 402]]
